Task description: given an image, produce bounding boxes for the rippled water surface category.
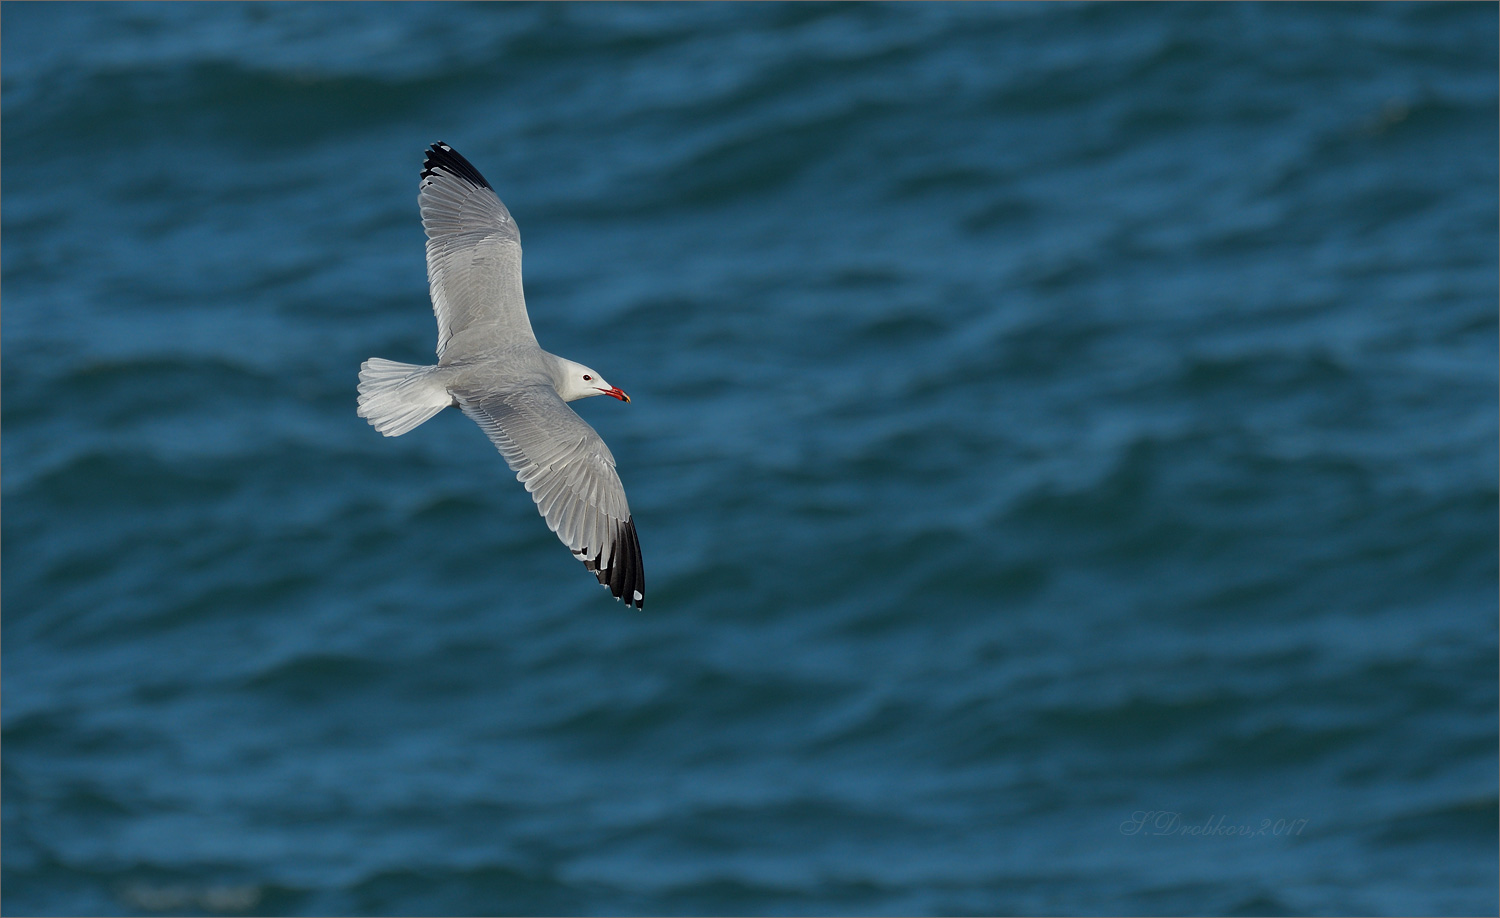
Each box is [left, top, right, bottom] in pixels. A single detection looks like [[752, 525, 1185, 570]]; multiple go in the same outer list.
[[3, 3, 1497, 915]]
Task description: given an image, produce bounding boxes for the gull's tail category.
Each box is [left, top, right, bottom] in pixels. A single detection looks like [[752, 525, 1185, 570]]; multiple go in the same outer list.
[[357, 358, 452, 436]]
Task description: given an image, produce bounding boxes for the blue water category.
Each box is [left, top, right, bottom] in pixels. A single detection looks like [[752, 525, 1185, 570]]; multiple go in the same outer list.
[[3, 3, 1497, 915]]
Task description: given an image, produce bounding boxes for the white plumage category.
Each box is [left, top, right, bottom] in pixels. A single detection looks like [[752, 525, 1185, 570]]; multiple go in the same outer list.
[[358, 143, 644, 608]]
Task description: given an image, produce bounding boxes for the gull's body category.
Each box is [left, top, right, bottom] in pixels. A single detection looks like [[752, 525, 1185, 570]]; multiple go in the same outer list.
[[358, 143, 644, 608]]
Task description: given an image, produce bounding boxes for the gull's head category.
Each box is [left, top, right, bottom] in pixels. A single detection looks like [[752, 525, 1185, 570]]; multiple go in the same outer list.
[[556, 359, 630, 404]]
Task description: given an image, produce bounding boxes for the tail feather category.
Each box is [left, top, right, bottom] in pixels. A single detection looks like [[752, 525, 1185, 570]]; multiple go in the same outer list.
[[357, 358, 451, 436]]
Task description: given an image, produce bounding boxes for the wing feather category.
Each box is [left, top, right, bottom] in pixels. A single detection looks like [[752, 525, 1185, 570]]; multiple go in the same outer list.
[[455, 385, 644, 608], [419, 142, 538, 359]]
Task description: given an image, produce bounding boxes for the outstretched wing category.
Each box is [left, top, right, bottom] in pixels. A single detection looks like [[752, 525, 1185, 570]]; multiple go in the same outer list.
[[454, 385, 645, 609], [419, 142, 538, 359]]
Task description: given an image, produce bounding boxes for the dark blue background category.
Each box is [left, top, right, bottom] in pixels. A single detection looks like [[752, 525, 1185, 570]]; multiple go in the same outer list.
[[4, 3, 1496, 915]]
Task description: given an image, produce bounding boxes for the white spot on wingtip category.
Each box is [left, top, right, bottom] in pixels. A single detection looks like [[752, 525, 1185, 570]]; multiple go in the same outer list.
[[633, 591, 643, 601]]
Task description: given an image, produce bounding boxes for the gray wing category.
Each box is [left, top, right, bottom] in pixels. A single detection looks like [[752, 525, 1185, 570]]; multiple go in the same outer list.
[[420, 142, 538, 359], [454, 385, 645, 609]]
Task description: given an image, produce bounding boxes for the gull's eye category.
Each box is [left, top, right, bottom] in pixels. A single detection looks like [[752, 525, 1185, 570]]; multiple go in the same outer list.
[[583, 374, 593, 381]]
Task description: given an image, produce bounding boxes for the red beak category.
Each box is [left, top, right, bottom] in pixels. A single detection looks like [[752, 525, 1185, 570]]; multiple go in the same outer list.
[[598, 386, 630, 403]]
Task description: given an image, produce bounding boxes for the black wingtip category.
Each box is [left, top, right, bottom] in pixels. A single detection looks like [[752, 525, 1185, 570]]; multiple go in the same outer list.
[[421, 141, 493, 191], [589, 517, 645, 610]]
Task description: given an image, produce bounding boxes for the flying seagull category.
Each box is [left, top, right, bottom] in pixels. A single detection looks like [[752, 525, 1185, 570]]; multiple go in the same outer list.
[[358, 142, 644, 608]]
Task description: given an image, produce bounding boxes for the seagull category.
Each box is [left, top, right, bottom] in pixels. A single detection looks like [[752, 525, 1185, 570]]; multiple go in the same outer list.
[[358, 142, 644, 609]]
